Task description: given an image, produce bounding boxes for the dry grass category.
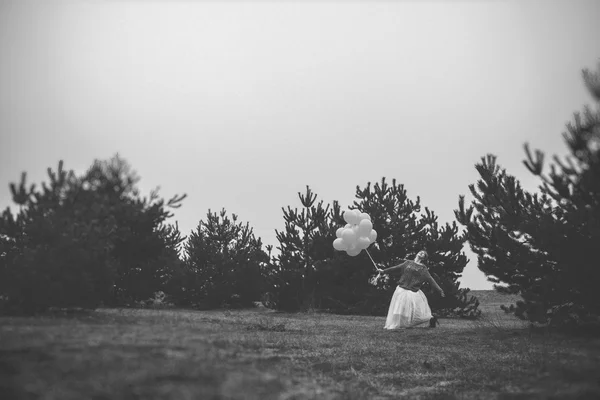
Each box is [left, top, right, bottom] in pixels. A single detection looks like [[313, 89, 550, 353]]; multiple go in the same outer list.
[[1, 291, 600, 399]]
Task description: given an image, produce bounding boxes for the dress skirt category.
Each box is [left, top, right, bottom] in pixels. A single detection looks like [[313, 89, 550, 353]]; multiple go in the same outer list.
[[384, 286, 432, 329]]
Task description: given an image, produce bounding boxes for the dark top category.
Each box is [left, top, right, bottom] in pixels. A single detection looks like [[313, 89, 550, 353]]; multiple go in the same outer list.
[[383, 260, 442, 293]]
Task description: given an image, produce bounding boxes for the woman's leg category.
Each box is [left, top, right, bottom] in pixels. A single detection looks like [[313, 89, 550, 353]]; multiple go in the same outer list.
[[409, 290, 433, 327], [384, 287, 405, 329]]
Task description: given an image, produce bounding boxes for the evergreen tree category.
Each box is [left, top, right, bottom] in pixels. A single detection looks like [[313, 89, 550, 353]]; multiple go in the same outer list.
[[266, 186, 334, 311], [266, 179, 479, 316], [0, 155, 186, 313], [312, 178, 422, 314], [183, 208, 267, 308], [275, 186, 334, 273], [0, 161, 116, 313], [322, 177, 479, 317], [80, 155, 186, 305], [354, 178, 425, 263], [455, 62, 600, 325]]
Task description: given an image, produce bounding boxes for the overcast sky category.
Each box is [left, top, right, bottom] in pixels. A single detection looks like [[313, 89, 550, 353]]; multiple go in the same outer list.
[[1, 0, 599, 289]]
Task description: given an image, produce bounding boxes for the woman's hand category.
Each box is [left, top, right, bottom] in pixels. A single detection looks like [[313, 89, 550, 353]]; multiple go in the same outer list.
[[440, 290, 445, 297]]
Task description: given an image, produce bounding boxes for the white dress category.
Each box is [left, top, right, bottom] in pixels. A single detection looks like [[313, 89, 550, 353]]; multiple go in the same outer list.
[[384, 286, 433, 329]]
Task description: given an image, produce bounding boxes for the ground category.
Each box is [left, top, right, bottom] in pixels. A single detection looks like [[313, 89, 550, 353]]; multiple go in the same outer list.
[[1, 291, 600, 400]]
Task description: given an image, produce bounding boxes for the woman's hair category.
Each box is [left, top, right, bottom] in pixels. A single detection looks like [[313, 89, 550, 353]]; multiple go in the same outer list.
[[415, 250, 429, 262]]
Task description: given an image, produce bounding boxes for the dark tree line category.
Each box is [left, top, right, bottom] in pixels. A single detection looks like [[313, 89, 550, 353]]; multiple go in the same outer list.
[[0, 157, 478, 318], [7, 63, 597, 321]]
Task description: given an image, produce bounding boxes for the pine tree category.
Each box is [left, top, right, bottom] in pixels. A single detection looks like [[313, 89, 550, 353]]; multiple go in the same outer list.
[[349, 178, 479, 317], [80, 155, 186, 305], [455, 62, 600, 326], [183, 208, 267, 308], [267, 179, 478, 316], [0, 155, 186, 313], [316, 178, 425, 314], [266, 186, 334, 311], [353, 178, 425, 263], [307, 178, 478, 317], [0, 161, 117, 313]]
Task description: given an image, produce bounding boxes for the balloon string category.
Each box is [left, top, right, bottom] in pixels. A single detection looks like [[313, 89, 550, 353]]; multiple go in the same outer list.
[[365, 248, 378, 270]]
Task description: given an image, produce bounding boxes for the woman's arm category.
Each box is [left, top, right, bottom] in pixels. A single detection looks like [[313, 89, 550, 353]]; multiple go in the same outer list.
[[380, 261, 408, 274], [426, 271, 445, 296]]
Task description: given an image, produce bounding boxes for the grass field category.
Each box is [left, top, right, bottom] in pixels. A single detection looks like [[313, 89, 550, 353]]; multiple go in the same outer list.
[[1, 291, 600, 400]]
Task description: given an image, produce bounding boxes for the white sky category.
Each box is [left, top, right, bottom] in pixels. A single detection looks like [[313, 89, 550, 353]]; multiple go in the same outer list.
[[1, 0, 599, 289]]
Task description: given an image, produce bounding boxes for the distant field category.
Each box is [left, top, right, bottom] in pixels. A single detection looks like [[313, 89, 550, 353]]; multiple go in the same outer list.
[[469, 290, 522, 315], [1, 291, 599, 400]]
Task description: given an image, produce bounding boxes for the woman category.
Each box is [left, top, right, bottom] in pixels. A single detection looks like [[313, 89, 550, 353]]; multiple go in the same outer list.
[[377, 250, 445, 329]]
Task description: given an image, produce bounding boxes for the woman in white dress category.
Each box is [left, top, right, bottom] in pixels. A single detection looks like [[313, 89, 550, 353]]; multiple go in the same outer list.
[[377, 251, 445, 329]]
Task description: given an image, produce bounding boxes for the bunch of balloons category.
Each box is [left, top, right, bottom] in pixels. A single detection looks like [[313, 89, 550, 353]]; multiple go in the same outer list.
[[332, 209, 378, 257]]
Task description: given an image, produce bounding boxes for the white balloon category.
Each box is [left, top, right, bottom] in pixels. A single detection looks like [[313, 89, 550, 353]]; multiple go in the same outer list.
[[359, 212, 371, 221], [336, 227, 344, 238], [341, 228, 357, 245], [357, 237, 371, 249], [333, 238, 347, 251], [344, 210, 359, 225], [343, 209, 355, 224], [358, 219, 373, 237], [368, 229, 378, 242], [346, 247, 361, 257]]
